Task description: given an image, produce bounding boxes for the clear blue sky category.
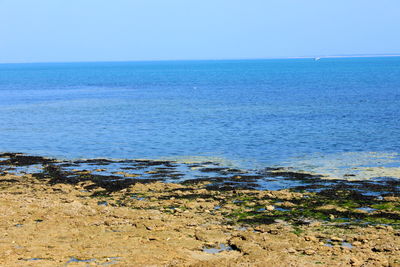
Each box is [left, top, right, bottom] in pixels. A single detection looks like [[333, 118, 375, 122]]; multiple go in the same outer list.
[[1, 0, 399, 63]]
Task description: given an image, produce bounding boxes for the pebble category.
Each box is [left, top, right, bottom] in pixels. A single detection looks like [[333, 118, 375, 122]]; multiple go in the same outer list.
[[304, 236, 318, 242]]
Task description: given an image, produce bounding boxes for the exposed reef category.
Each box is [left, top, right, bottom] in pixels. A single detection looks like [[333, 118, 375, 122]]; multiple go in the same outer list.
[[0, 152, 399, 266]]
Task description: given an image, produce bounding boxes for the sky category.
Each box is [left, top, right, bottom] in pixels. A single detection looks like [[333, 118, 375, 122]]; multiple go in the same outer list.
[[1, 0, 400, 63]]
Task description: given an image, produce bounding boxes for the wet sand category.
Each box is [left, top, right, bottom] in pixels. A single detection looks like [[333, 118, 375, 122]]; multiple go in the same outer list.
[[0, 168, 399, 266]]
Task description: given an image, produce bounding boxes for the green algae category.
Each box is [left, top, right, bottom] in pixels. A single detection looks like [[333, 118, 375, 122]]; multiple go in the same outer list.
[[371, 202, 398, 211], [224, 189, 400, 227], [292, 227, 304, 236]]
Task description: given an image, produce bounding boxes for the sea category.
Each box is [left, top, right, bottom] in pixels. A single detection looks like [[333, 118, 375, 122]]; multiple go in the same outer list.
[[1, 57, 400, 179]]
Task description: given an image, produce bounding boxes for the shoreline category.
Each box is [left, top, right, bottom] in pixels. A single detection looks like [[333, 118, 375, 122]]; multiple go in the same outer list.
[[1, 152, 399, 193], [0, 152, 399, 266]]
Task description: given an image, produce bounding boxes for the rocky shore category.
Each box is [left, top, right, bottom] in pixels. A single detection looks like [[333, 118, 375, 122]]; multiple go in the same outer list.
[[0, 153, 399, 266]]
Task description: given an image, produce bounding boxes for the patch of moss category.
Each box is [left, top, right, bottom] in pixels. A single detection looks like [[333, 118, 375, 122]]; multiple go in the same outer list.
[[335, 200, 360, 209], [229, 209, 257, 221], [292, 227, 304, 236], [371, 202, 396, 211], [362, 216, 400, 225]]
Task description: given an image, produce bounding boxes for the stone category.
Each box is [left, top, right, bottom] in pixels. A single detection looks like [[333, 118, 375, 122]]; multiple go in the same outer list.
[[350, 257, 362, 266], [304, 249, 316, 255], [304, 236, 318, 242], [266, 205, 275, 211], [331, 236, 343, 242], [281, 201, 296, 208]]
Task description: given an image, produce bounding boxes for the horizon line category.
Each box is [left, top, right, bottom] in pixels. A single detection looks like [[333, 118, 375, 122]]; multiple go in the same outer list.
[[1, 53, 400, 65]]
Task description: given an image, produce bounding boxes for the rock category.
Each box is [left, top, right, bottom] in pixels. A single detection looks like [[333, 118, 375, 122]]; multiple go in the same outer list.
[[304, 249, 316, 255], [355, 235, 369, 243], [383, 196, 398, 201], [229, 237, 264, 256], [185, 202, 200, 209], [331, 236, 343, 242], [268, 229, 279, 235], [316, 204, 347, 212], [174, 208, 182, 213], [274, 219, 288, 225], [266, 205, 275, 211], [195, 230, 227, 243], [304, 236, 318, 242], [350, 257, 362, 266], [281, 201, 296, 208], [123, 173, 140, 178], [373, 244, 394, 252], [199, 202, 214, 210], [247, 202, 256, 207], [309, 221, 321, 227], [52, 184, 72, 193], [389, 258, 400, 267], [254, 226, 267, 233], [1, 170, 399, 266], [223, 204, 237, 210]]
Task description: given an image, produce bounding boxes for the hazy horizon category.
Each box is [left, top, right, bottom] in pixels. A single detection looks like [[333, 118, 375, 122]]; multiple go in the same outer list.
[[1, 54, 400, 65]]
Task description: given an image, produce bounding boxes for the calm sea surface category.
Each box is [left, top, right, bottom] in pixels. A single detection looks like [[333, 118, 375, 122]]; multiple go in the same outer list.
[[1, 58, 399, 174]]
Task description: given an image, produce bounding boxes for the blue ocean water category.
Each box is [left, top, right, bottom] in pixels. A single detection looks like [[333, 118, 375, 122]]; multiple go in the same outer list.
[[0, 58, 399, 172]]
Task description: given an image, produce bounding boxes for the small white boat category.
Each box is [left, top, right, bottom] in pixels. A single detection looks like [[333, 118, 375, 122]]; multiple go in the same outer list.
[[314, 57, 321, 61]]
